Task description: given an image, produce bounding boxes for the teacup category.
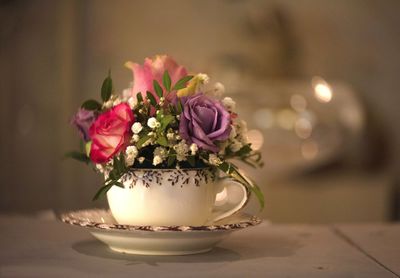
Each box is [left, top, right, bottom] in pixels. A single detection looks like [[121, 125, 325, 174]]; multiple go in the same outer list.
[[107, 168, 249, 226]]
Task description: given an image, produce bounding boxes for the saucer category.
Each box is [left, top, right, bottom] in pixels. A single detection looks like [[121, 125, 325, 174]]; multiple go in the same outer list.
[[61, 209, 261, 255]]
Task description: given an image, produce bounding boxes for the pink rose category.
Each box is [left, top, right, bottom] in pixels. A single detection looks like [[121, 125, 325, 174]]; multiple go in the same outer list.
[[89, 103, 134, 163], [126, 55, 187, 101]]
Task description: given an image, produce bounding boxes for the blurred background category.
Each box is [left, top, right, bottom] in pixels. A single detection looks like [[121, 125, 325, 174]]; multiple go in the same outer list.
[[0, 0, 399, 223]]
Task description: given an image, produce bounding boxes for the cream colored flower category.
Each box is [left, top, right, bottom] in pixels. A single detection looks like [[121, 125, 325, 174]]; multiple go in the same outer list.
[[147, 117, 159, 129], [131, 122, 143, 134], [208, 154, 222, 166]]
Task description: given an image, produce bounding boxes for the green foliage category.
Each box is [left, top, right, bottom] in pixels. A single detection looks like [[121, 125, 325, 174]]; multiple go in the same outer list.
[[101, 71, 113, 102], [64, 151, 90, 164], [217, 161, 264, 210], [136, 92, 143, 104], [81, 99, 102, 111], [172, 75, 193, 91], [153, 80, 164, 98], [146, 91, 158, 107], [162, 70, 171, 92], [92, 153, 128, 201]]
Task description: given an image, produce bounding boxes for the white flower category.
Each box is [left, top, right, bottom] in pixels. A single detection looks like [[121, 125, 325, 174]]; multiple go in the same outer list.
[[122, 88, 132, 101], [190, 143, 198, 155], [125, 146, 138, 166], [174, 140, 189, 161], [95, 164, 104, 173], [229, 125, 237, 139], [131, 134, 139, 142], [229, 140, 243, 152], [113, 97, 122, 107], [154, 147, 167, 160], [153, 155, 163, 166], [208, 154, 222, 166], [131, 122, 143, 134], [166, 132, 175, 141], [138, 157, 145, 164], [213, 82, 225, 97], [197, 73, 210, 84], [127, 97, 137, 109], [222, 97, 236, 112], [147, 117, 159, 129], [103, 99, 113, 109]]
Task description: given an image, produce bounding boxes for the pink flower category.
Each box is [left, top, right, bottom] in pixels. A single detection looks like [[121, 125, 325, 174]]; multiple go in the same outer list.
[[89, 103, 134, 163], [126, 55, 187, 101]]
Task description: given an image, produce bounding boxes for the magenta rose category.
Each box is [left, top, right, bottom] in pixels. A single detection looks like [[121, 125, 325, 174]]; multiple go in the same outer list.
[[179, 93, 231, 152], [89, 103, 135, 163]]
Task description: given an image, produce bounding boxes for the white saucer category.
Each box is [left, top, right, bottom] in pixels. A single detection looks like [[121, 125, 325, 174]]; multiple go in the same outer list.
[[61, 209, 261, 255]]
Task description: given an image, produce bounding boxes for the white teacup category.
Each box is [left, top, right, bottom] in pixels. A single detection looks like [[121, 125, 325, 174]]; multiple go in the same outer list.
[[107, 168, 249, 226]]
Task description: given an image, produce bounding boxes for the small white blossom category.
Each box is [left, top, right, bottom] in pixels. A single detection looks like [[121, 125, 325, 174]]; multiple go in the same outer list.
[[222, 97, 236, 112], [103, 99, 113, 109], [197, 73, 210, 84], [131, 122, 143, 134], [190, 143, 198, 155], [229, 125, 237, 139], [122, 88, 131, 101], [208, 154, 222, 166], [174, 140, 189, 161], [213, 82, 225, 97], [127, 97, 137, 109], [95, 164, 104, 173], [131, 134, 139, 142], [154, 147, 167, 160], [125, 146, 138, 166], [229, 140, 243, 152], [138, 157, 145, 164], [153, 155, 163, 166], [147, 117, 159, 129], [113, 97, 122, 107], [166, 132, 175, 141]]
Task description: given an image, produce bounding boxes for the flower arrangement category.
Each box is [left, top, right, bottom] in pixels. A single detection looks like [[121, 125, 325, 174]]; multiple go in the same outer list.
[[68, 55, 264, 208]]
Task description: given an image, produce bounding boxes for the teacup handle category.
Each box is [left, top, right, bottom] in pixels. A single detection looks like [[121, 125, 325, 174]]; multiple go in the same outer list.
[[209, 178, 250, 223]]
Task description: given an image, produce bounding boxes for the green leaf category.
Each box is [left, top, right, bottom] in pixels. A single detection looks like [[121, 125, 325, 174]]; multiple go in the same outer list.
[[64, 151, 90, 164], [85, 141, 92, 157], [160, 114, 175, 131], [153, 80, 163, 98], [167, 155, 176, 167], [187, 156, 196, 167], [236, 144, 252, 157], [101, 72, 113, 102], [156, 136, 168, 146], [176, 100, 183, 114], [92, 183, 113, 201], [146, 91, 157, 107], [136, 92, 143, 104], [217, 161, 265, 210], [172, 75, 193, 91], [162, 70, 171, 92], [81, 99, 102, 111], [137, 134, 151, 148]]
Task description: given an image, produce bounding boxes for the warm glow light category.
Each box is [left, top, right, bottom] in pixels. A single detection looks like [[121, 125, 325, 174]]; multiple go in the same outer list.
[[277, 109, 296, 130], [301, 141, 319, 160], [312, 76, 333, 103], [253, 108, 275, 129], [247, 129, 264, 150], [295, 118, 312, 139], [290, 94, 307, 112]]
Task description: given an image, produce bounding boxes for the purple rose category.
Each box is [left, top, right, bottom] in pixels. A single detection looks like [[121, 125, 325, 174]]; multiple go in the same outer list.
[[179, 93, 231, 152], [71, 108, 96, 141]]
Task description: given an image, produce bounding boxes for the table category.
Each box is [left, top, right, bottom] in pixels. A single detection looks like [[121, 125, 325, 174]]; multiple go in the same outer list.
[[0, 214, 399, 278]]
